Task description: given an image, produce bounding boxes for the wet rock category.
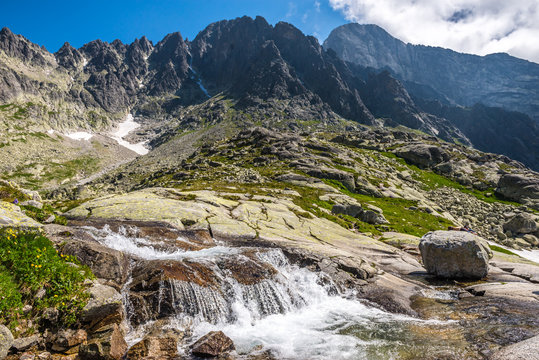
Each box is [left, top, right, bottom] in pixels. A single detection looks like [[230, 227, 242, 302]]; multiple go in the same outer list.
[[81, 283, 123, 330], [419, 231, 492, 279], [62, 239, 129, 286], [78, 324, 127, 360], [490, 334, 539, 360], [127, 258, 219, 324], [11, 334, 40, 352], [0, 325, 13, 360], [503, 213, 537, 235], [191, 331, 235, 358]]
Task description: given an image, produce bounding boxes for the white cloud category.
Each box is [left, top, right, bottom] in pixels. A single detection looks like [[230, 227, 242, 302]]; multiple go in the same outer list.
[[286, 2, 298, 18], [329, 0, 539, 63], [315, 1, 321, 12]]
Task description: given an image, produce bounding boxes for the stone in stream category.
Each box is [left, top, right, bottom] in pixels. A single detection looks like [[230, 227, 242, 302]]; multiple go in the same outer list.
[[0, 325, 13, 360], [419, 230, 492, 279], [191, 331, 235, 358]]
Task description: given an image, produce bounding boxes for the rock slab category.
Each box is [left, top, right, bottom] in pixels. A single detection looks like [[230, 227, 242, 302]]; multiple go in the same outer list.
[[490, 334, 539, 360], [419, 230, 492, 279]]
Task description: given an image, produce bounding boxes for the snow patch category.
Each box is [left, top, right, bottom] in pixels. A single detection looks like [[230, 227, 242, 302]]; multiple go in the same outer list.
[[488, 241, 539, 264], [110, 114, 149, 155], [189, 59, 210, 98], [47, 129, 55, 134], [65, 131, 93, 141]]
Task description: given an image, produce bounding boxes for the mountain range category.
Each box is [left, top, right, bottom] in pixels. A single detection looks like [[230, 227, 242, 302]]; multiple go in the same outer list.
[[0, 16, 538, 174]]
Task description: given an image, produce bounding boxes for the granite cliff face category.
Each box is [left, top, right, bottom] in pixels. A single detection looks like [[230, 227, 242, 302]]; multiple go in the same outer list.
[[324, 23, 539, 121]]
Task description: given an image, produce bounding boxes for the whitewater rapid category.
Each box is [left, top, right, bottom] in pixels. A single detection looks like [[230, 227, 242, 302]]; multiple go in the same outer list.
[[82, 225, 456, 360]]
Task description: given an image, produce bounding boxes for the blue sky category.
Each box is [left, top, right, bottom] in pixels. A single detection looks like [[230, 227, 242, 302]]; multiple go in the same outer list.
[[0, 0, 347, 52]]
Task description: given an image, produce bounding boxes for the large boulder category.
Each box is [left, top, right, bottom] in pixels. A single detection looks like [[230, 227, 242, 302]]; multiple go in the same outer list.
[[0, 325, 13, 360], [62, 240, 130, 286], [191, 331, 235, 358], [81, 283, 124, 330], [395, 143, 449, 168], [503, 213, 538, 235], [419, 231, 492, 279], [0, 201, 41, 228], [126, 326, 183, 360], [496, 173, 539, 208], [300, 166, 356, 192]]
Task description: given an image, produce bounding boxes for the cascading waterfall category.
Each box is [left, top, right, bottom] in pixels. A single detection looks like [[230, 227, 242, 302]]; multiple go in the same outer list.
[[81, 225, 458, 360]]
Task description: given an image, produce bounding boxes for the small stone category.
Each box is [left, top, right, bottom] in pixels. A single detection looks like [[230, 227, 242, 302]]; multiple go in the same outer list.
[[20, 200, 43, 209], [36, 352, 51, 360], [18, 353, 35, 360], [0, 325, 14, 360], [522, 234, 539, 246], [79, 324, 127, 360], [11, 334, 40, 352], [22, 305, 33, 315], [35, 288, 46, 299], [51, 329, 87, 352], [44, 215, 55, 224]]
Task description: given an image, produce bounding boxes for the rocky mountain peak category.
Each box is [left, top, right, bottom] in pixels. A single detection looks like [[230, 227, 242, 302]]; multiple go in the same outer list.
[[55, 42, 84, 70], [0, 26, 49, 66], [149, 31, 188, 67], [132, 36, 153, 55]]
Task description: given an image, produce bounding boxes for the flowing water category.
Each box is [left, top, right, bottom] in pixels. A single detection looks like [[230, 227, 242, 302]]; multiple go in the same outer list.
[[82, 225, 474, 359]]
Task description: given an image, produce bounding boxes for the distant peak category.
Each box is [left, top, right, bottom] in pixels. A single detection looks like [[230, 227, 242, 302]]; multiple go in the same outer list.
[[0, 27, 13, 36]]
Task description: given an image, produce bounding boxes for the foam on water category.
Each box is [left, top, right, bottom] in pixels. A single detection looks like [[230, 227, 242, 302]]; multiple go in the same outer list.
[[83, 225, 238, 260], [188, 249, 432, 359], [82, 225, 454, 359]]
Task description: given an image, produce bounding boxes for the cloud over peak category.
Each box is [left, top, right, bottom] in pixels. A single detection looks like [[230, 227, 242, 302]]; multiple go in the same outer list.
[[329, 0, 539, 63]]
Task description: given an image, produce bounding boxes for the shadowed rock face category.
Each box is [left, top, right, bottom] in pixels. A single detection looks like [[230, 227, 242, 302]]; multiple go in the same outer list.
[[325, 23, 539, 170], [324, 23, 539, 121]]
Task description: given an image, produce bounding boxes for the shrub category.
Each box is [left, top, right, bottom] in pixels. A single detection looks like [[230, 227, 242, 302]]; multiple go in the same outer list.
[[0, 228, 92, 328]]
